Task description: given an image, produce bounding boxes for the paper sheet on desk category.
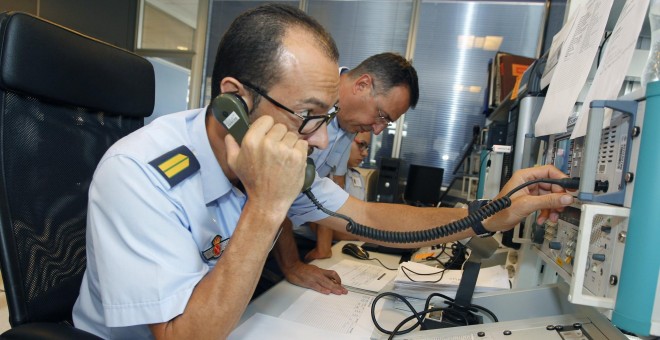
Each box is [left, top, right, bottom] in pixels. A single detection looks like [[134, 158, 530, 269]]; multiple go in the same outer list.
[[571, 0, 649, 139], [535, 0, 614, 137], [329, 259, 397, 294], [228, 313, 364, 340], [392, 262, 510, 300], [280, 290, 383, 338]]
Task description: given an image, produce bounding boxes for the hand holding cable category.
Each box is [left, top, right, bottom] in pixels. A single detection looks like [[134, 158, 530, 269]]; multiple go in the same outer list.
[[304, 165, 576, 243]]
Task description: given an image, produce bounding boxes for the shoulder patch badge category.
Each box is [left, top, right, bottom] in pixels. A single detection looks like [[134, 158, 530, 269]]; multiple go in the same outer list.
[[149, 145, 200, 188], [202, 235, 229, 261]]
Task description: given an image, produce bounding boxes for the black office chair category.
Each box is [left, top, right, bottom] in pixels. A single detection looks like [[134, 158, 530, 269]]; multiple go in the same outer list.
[[0, 12, 154, 338]]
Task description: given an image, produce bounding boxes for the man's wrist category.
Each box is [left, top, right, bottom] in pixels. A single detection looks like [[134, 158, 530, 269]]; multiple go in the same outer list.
[[468, 199, 495, 237]]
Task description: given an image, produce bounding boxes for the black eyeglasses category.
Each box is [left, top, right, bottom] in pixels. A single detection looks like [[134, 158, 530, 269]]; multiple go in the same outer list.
[[369, 78, 395, 128], [240, 80, 339, 135], [376, 109, 393, 127]]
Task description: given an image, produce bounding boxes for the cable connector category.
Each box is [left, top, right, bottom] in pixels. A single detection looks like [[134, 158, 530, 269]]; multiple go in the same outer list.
[[556, 177, 581, 190], [552, 177, 607, 192]]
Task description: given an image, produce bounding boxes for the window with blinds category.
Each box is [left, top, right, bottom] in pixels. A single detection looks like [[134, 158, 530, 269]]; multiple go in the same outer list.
[[399, 1, 544, 187], [203, 1, 547, 190], [203, 1, 299, 106]]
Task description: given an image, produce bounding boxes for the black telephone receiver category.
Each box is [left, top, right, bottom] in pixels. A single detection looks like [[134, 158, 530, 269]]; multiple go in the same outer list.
[[211, 93, 315, 192]]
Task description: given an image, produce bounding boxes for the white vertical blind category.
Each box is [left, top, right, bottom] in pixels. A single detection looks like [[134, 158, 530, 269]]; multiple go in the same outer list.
[[203, 1, 299, 105], [307, 0, 413, 68], [400, 1, 544, 186]]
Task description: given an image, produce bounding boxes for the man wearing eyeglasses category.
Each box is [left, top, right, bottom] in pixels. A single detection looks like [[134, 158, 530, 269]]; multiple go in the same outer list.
[[313, 52, 418, 189], [73, 4, 344, 338], [73, 4, 574, 338]]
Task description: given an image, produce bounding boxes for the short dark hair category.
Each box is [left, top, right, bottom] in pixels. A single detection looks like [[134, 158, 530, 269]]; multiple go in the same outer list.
[[211, 3, 339, 106], [349, 53, 419, 109]]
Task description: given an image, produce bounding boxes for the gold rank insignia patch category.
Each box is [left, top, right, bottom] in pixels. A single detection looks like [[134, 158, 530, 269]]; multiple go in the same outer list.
[[202, 235, 228, 261], [149, 145, 200, 188]]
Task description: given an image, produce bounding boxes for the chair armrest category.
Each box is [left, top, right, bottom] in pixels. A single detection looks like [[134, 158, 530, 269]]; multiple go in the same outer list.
[[1, 322, 101, 339]]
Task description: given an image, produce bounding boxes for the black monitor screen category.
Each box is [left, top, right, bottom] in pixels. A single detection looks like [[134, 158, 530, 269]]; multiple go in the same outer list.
[[404, 164, 444, 207]]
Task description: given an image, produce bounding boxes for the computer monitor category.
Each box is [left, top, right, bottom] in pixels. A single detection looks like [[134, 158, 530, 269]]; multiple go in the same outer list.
[[404, 164, 444, 207]]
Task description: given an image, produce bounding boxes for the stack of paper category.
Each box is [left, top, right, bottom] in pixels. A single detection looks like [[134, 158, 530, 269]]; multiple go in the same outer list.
[[392, 261, 510, 300]]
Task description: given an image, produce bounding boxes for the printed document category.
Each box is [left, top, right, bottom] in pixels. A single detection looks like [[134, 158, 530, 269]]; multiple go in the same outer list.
[[329, 259, 397, 294], [280, 290, 382, 338], [229, 313, 364, 340], [535, 0, 614, 137], [571, 0, 649, 139]]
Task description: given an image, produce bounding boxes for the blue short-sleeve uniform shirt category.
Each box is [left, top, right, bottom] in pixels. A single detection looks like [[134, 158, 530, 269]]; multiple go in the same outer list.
[[309, 67, 355, 179], [72, 107, 348, 338], [310, 117, 354, 178]]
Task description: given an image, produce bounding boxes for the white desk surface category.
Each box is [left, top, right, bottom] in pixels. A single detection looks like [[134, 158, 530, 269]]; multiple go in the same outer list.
[[239, 240, 403, 326], [236, 242, 628, 340]]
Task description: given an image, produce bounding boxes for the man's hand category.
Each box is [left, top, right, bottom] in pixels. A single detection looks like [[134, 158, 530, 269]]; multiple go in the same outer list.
[[304, 247, 332, 262], [485, 165, 574, 232], [283, 261, 348, 295], [306, 223, 333, 262], [225, 116, 307, 217]]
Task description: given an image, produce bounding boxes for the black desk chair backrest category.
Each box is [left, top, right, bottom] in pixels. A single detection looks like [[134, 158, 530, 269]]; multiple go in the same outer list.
[[0, 11, 154, 335]]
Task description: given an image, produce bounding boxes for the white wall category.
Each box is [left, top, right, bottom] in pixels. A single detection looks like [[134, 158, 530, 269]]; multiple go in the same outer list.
[[146, 57, 190, 124]]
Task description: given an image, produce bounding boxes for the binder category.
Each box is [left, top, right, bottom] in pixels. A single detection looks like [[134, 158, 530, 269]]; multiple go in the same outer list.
[[491, 52, 535, 107]]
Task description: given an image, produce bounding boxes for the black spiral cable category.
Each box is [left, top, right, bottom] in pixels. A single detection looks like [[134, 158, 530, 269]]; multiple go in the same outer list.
[[303, 177, 579, 244], [346, 197, 510, 243]]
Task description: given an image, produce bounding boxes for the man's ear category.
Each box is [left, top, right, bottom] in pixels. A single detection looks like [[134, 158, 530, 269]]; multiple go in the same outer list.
[[220, 77, 252, 112], [353, 74, 373, 94]]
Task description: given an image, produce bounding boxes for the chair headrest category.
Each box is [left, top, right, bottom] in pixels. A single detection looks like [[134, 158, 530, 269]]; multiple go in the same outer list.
[[0, 12, 155, 117]]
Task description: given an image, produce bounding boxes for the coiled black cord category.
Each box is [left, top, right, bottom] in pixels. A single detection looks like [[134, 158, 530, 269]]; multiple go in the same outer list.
[[303, 177, 578, 244]]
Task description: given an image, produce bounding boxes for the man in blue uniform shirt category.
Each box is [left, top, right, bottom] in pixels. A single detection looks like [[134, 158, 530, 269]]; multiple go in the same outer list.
[[311, 53, 419, 187], [73, 3, 574, 338]]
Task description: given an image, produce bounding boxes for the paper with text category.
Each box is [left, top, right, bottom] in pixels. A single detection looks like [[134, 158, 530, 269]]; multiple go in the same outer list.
[[541, 15, 573, 89], [228, 313, 364, 340], [571, 0, 649, 139], [280, 290, 382, 338], [535, 0, 614, 137], [329, 259, 397, 293]]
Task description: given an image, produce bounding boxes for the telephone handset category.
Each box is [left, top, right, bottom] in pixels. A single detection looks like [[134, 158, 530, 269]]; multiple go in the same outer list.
[[211, 93, 315, 192]]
